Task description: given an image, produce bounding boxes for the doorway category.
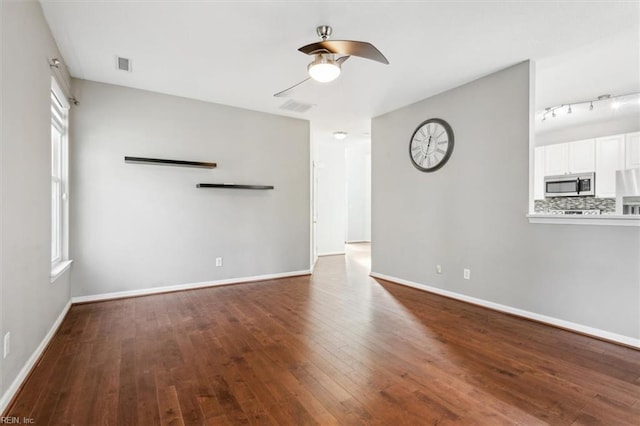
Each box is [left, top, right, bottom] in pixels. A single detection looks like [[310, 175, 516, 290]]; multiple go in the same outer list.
[[312, 130, 371, 265]]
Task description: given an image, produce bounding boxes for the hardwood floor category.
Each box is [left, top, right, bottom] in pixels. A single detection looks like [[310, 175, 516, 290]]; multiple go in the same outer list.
[[5, 243, 640, 425]]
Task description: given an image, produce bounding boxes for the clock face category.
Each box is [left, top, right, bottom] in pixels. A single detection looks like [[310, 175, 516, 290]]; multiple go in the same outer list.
[[409, 118, 454, 172]]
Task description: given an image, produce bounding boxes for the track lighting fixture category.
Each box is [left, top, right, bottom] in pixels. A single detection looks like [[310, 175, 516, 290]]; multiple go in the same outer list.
[[540, 92, 639, 122]]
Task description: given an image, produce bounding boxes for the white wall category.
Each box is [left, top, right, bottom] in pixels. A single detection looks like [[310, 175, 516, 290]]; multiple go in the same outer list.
[[372, 61, 640, 341], [346, 139, 371, 242], [70, 79, 310, 296], [0, 0, 71, 405], [314, 136, 347, 256]]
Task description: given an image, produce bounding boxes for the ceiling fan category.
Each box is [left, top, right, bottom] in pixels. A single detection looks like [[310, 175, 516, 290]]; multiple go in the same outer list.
[[274, 25, 389, 97]]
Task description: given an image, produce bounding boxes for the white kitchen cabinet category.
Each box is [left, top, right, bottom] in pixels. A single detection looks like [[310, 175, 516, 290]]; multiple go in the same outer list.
[[625, 132, 640, 169], [543, 139, 595, 176], [534, 146, 545, 200], [543, 143, 568, 176], [595, 134, 625, 197], [568, 139, 596, 173]]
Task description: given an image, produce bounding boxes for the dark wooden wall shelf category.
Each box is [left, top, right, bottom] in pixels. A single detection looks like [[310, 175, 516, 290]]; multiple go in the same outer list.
[[125, 156, 217, 168], [197, 184, 274, 190]]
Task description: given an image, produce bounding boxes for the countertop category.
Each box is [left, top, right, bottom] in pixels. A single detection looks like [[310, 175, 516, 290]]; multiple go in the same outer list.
[[527, 213, 640, 226]]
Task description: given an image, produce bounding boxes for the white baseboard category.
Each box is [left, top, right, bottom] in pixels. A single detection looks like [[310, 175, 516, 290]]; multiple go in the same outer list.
[[0, 300, 72, 414], [370, 272, 640, 349], [317, 252, 345, 257], [71, 269, 312, 304], [346, 240, 371, 244]]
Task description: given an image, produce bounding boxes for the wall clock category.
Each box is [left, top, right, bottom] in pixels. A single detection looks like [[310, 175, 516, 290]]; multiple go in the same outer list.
[[409, 118, 454, 172]]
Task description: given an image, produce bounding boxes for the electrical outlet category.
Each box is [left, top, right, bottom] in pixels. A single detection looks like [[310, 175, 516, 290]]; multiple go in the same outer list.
[[463, 268, 471, 280], [436, 264, 442, 274], [4, 332, 10, 359], [215, 257, 223, 267]]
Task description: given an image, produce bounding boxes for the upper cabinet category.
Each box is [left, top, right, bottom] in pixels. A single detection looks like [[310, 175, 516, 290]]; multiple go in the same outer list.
[[595, 134, 625, 198], [543, 143, 568, 176], [626, 132, 640, 169], [568, 139, 596, 173], [543, 139, 595, 176]]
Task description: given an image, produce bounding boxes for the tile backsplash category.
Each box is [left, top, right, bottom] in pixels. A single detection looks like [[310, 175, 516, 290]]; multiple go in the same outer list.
[[534, 197, 616, 213]]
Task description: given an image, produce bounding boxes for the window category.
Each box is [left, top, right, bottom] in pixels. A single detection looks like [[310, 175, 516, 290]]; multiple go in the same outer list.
[[51, 78, 70, 278]]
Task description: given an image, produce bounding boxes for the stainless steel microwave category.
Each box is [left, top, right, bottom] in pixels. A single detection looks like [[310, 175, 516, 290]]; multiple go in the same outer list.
[[544, 172, 595, 197]]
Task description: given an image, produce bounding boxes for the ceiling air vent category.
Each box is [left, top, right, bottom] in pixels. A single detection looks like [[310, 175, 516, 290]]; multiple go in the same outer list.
[[116, 56, 132, 72], [279, 100, 314, 113]]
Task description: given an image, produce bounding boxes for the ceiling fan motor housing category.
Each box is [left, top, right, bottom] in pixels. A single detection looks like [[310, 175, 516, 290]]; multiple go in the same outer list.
[[316, 25, 332, 40]]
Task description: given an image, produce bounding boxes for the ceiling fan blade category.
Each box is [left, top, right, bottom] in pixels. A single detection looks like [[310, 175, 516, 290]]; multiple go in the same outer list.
[[274, 77, 311, 97], [302, 47, 333, 55], [298, 40, 389, 64]]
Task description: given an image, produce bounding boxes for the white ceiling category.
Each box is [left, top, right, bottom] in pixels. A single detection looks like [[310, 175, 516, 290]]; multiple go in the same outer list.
[[535, 30, 640, 136], [40, 0, 640, 141]]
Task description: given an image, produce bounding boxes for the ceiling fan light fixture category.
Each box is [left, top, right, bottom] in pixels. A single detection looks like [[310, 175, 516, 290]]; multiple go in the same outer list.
[[308, 54, 341, 83]]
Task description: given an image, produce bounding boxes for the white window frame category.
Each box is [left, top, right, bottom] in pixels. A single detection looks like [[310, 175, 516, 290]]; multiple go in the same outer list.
[[51, 77, 72, 282]]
